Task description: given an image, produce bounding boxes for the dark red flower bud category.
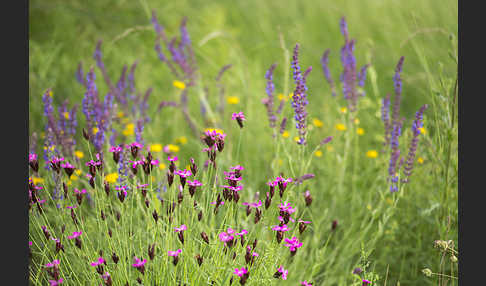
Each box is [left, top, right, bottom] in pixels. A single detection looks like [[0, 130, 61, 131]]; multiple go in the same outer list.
[[152, 210, 159, 223], [195, 254, 203, 266], [63, 182, 68, 198], [178, 232, 184, 244], [198, 210, 203, 221], [167, 172, 174, 187], [200, 232, 209, 244], [144, 199, 150, 208], [71, 209, 79, 225], [148, 243, 156, 260], [82, 128, 90, 140], [89, 176, 95, 188], [101, 210, 106, 220], [254, 208, 262, 224], [112, 252, 119, 264], [332, 220, 338, 231], [75, 237, 82, 249], [104, 182, 110, 196], [190, 158, 198, 176]]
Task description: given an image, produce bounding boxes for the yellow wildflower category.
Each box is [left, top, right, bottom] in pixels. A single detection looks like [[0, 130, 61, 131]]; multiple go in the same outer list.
[[74, 151, 84, 159], [312, 118, 324, 128], [357, 128, 365, 135], [315, 150, 323, 157], [159, 163, 167, 170], [354, 118, 360, 125], [150, 144, 163, 153], [205, 128, 225, 136], [105, 173, 119, 184], [173, 80, 186, 90], [278, 93, 287, 102], [75, 169, 82, 176], [326, 145, 334, 152], [176, 136, 188, 145], [70, 175, 79, 181], [282, 131, 290, 138], [117, 111, 124, 118], [227, 96, 240, 104], [63, 112, 69, 119], [92, 127, 99, 135], [419, 127, 426, 134], [122, 123, 135, 136], [168, 144, 180, 153], [289, 93, 293, 99], [340, 107, 347, 114], [417, 157, 424, 164], [366, 204, 372, 211], [294, 136, 300, 142], [67, 180, 72, 186], [366, 150, 378, 158], [335, 123, 347, 131], [32, 177, 44, 184]]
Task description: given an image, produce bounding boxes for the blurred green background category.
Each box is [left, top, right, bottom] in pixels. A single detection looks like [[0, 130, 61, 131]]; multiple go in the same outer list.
[[29, 0, 458, 285]]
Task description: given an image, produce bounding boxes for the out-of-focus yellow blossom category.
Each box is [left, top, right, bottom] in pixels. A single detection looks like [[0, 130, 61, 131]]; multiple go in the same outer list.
[[168, 144, 180, 153], [340, 107, 347, 114], [419, 127, 426, 134], [117, 111, 124, 118], [354, 118, 360, 125], [366, 150, 378, 158], [63, 112, 69, 119], [289, 93, 294, 99], [159, 163, 166, 170], [386, 197, 394, 205], [335, 124, 347, 131], [122, 123, 135, 136], [150, 144, 163, 152], [175, 136, 188, 145], [74, 151, 84, 159], [227, 96, 240, 104], [67, 180, 72, 186], [278, 93, 287, 102], [366, 204, 372, 211], [33, 177, 44, 184], [417, 157, 424, 164], [357, 128, 365, 135], [75, 169, 82, 176], [92, 127, 99, 135], [294, 137, 300, 142], [70, 175, 79, 181], [326, 145, 334, 152], [173, 80, 186, 90], [205, 128, 225, 136], [282, 131, 290, 138], [313, 118, 324, 128], [105, 173, 119, 184], [315, 150, 323, 157]]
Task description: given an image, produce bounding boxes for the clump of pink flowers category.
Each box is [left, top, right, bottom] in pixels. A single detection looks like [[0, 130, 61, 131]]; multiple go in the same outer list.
[[284, 236, 303, 256]]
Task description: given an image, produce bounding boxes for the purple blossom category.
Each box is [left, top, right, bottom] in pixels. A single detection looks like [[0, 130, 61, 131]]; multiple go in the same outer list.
[[233, 267, 248, 277], [168, 249, 182, 257], [90, 257, 105, 267], [174, 224, 187, 232], [67, 231, 82, 239], [284, 236, 303, 253]]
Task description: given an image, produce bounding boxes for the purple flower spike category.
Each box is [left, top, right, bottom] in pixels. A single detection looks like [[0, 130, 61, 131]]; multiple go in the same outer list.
[[402, 104, 428, 183], [290, 43, 311, 145], [321, 49, 336, 97], [262, 63, 278, 130]]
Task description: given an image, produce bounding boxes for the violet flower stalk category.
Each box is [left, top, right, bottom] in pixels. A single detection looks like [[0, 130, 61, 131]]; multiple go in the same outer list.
[[290, 43, 311, 145], [321, 49, 336, 97], [262, 63, 278, 131], [216, 64, 233, 116], [402, 104, 428, 183]]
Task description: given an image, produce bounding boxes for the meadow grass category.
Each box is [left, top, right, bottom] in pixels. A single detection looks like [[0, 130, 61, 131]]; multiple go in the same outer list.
[[29, 0, 458, 285]]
